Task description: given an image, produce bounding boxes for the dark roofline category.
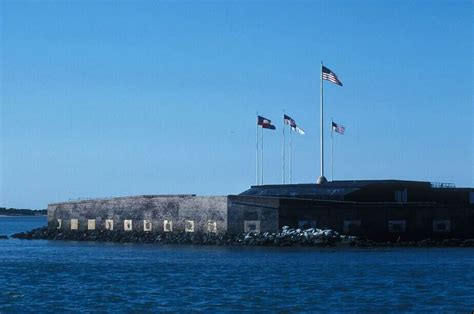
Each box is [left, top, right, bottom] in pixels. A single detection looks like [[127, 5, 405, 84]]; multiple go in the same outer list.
[[230, 194, 438, 205], [250, 179, 432, 189]]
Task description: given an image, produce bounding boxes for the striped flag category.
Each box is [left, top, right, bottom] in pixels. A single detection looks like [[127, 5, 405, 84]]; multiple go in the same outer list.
[[322, 65, 343, 86], [284, 114, 305, 135], [257, 115, 276, 130], [332, 121, 345, 135], [283, 114, 296, 128]]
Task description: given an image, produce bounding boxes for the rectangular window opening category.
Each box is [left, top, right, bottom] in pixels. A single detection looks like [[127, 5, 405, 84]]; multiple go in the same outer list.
[[207, 221, 217, 233], [433, 220, 451, 232], [87, 219, 96, 230], [164, 220, 173, 232], [124, 220, 133, 231], [185, 220, 195, 232], [143, 220, 152, 232], [244, 220, 261, 233], [105, 219, 114, 231], [70, 219, 78, 230], [388, 220, 406, 233]]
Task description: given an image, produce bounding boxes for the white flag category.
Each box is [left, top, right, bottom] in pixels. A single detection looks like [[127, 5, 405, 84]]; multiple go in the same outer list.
[[293, 126, 305, 135]]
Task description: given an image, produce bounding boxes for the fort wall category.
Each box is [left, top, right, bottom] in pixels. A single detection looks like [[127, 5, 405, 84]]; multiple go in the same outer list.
[[227, 195, 474, 240], [46, 182, 474, 241], [278, 199, 474, 241], [47, 195, 228, 234]]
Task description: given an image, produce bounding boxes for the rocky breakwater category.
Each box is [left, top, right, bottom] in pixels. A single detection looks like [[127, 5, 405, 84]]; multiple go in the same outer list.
[[11, 226, 474, 247], [11, 226, 353, 247]]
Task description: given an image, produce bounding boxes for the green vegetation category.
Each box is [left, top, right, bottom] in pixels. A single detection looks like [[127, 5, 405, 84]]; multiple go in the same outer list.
[[0, 207, 47, 216]]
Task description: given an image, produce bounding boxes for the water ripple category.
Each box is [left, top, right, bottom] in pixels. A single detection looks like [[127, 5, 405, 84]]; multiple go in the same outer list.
[[1, 217, 474, 312]]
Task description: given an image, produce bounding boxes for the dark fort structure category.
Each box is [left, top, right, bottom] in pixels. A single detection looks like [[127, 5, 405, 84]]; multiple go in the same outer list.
[[229, 180, 474, 241], [48, 179, 474, 241]]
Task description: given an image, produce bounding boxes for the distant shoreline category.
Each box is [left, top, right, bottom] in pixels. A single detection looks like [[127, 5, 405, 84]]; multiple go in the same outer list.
[[0, 215, 47, 217], [0, 208, 47, 217]]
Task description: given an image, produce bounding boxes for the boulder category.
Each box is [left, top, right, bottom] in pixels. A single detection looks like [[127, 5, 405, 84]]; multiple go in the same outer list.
[[461, 239, 474, 247]]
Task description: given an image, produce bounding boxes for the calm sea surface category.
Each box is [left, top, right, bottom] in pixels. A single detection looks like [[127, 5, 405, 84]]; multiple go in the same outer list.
[[1, 216, 473, 312]]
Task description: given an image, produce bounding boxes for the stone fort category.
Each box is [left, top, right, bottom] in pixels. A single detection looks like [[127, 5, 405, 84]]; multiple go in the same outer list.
[[48, 180, 474, 241]]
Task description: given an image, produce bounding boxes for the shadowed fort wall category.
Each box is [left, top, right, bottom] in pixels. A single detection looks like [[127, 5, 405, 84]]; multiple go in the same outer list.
[[226, 195, 474, 240], [277, 199, 474, 241]]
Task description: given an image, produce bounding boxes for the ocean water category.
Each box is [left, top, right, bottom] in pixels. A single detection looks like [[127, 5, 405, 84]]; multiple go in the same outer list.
[[0, 217, 473, 312]]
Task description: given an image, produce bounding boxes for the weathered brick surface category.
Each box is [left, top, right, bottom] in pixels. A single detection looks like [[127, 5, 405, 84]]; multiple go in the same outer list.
[[48, 195, 228, 233]]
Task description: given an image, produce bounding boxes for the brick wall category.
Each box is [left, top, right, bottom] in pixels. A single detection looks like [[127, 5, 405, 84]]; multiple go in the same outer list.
[[47, 195, 228, 234]]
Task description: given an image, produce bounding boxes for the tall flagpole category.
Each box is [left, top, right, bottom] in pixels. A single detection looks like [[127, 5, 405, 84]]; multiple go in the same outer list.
[[282, 110, 286, 184], [319, 61, 326, 183], [331, 118, 334, 182], [261, 126, 264, 185], [256, 114, 259, 185]]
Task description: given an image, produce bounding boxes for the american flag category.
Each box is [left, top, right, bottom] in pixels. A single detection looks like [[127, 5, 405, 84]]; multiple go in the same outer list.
[[332, 121, 345, 135], [322, 65, 343, 86], [257, 115, 276, 130]]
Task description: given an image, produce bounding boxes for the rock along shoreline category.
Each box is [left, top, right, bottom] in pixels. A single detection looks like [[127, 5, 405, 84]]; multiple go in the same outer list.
[[10, 226, 474, 248]]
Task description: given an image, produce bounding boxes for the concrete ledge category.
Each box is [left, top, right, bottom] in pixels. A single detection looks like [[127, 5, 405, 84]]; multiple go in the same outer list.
[[49, 194, 197, 206]]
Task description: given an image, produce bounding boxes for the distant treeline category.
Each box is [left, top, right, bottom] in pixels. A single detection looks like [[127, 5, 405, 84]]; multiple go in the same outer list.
[[0, 207, 47, 216]]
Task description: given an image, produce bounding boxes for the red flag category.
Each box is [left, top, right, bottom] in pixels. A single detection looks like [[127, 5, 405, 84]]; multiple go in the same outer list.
[[257, 115, 276, 130]]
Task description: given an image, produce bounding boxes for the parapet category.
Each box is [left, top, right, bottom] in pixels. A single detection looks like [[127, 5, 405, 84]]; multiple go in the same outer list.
[[49, 194, 197, 206]]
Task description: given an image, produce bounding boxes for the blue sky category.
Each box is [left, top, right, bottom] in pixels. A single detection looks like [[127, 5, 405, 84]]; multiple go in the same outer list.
[[1, 0, 472, 209]]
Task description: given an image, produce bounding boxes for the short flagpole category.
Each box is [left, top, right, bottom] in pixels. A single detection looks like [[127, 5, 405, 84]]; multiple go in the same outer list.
[[256, 114, 259, 185], [282, 110, 286, 184], [289, 127, 292, 184], [320, 61, 325, 180]]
